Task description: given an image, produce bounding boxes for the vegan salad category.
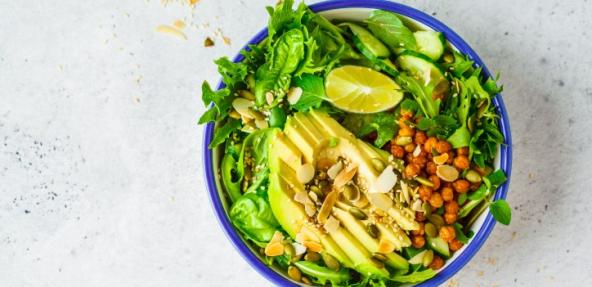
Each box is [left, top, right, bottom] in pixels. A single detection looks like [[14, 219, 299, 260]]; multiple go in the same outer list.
[[199, 1, 511, 286]]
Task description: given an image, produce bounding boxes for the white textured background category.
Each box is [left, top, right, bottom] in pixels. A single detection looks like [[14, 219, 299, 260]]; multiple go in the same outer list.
[[1, 0, 591, 286]]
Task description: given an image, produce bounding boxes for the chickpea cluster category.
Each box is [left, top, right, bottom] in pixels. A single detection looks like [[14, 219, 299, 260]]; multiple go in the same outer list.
[[389, 109, 485, 270]]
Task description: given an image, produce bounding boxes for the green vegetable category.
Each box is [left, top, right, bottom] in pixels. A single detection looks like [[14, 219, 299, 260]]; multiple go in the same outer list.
[[365, 10, 417, 52], [293, 261, 351, 285], [416, 115, 459, 138], [210, 119, 241, 148], [341, 112, 398, 148], [292, 74, 326, 111], [221, 152, 242, 202], [447, 79, 472, 148], [200, 82, 232, 121], [396, 73, 440, 118], [490, 199, 512, 225], [452, 223, 471, 244], [214, 57, 248, 89], [229, 193, 280, 244], [390, 269, 437, 283], [269, 106, 287, 128], [341, 22, 390, 58]]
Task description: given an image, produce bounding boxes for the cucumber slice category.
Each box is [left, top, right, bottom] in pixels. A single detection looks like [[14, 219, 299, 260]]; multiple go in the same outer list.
[[408, 250, 427, 265], [414, 31, 445, 61], [426, 236, 450, 258], [374, 58, 399, 77], [341, 23, 390, 58], [396, 52, 446, 87]]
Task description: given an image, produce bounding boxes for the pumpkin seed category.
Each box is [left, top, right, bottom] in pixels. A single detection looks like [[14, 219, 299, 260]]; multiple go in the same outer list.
[[427, 214, 445, 229], [367, 223, 380, 238], [301, 276, 312, 285], [321, 252, 341, 271], [319, 180, 330, 194], [422, 202, 432, 216], [284, 243, 295, 257], [425, 223, 438, 237], [395, 136, 413, 146], [372, 253, 387, 262], [348, 207, 367, 220], [287, 266, 301, 281], [342, 184, 360, 202], [352, 193, 370, 208], [371, 158, 386, 172], [422, 250, 434, 267], [238, 89, 255, 100], [304, 251, 321, 262], [465, 170, 482, 183], [309, 185, 323, 197], [436, 165, 459, 182], [443, 53, 454, 63], [415, 176, 434, 187]]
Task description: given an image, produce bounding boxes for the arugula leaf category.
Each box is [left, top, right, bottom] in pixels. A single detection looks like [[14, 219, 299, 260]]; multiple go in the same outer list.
[[198, 107, 218, 124], [293, 261, 351, 285], [342, 112, 398, 148], [365, 10, 417, 52], [483, 72, 504, 95], [201, 82, 232, 119], [400, 98, 419, 114], [467, 184, 488, 201], [210, 118, 241, 148], [229, 193, 280, 244], [490, 199, 512, 225], [416, 115, 459, 138], [444, 51, 474, 78], [453, 223, 471, 244], [447, 79, 472, 148], [396, 73, 440, 118], [214, 57, 248, 89], [292, 74, 325, 110]]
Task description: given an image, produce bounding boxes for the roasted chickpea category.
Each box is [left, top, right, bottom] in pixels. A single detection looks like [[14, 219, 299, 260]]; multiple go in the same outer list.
[[444, 212, 457, 224], [404, 163, 421, 178], [470, 181, 481, 191], [449, 239, 464, 252], [429, 192, 444, 208], [400, 108, 414, 119], [424, 137, 438, 153], [444, 201, 459, 214], [404, 143, 416, 153], [441, 187, 454, 202], [435, 140, 452, 153], [446, 152, 455, 164], [412, 223, 425, 236], [412, 235, 426, 248], [429, 175, 441, 190], [414, 131, 427, 145], [453, 179, 470, 193], [399, 126, 415, 137], [426, 162, 437, 175], [411, 156, 428, 169], [418, 186, 433, 201], [390, 144, 405, 158], [398, 116, 411, 128], [453, 155, 470, 170], [416, 211, 426, 222], [457, 147, 469, 156], [439, 226, 456, 243], [429, 255, 444, 270]]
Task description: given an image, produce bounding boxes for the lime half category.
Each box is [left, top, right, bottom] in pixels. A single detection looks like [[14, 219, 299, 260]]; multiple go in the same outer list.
[[325, 65, 403, 114]]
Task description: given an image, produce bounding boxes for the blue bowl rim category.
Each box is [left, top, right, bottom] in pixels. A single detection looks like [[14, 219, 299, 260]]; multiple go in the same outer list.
[[202, 1, 513, 286]]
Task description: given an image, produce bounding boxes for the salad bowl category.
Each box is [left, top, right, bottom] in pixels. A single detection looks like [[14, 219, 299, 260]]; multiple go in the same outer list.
[[203, 0, 512, 286]]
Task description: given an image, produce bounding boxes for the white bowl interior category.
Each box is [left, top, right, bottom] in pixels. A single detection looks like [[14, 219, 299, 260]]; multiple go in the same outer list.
[[210, 7, 503, 285]]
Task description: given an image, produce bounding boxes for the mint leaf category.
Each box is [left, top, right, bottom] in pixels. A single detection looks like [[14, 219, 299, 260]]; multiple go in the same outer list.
[[201, 82, 232, 119], [293, 74, 325, 111], [365, 10, 417, 52], [467, 184, 488, 201], [416, 115, 459, 138], [452, 223, 471, 244], [486, 169, 507, 187], [490, 199, 512, 225]]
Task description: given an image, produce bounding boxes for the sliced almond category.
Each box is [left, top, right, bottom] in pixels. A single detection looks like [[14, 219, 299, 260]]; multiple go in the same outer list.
[[433, 153, 449, 165], [323, 215, 340, 234], [295, 226, 318, 243], [292, 242, 307, 256], [287, 86, 303, 105], [232, 98, 254, 119], [239, 89, 255, 100], [368, 193, 393, 211], [303, 240, 323, 253], [264, 242, 285, 257], [327, 161, 344, 179], [255, 119, 269, 129], [412, 199, 423, 211], [413, 144, 422, 157], [297, 163, 315, 184], [333, 164, 358, 188], [270, 231, 284, 244], [265, 92, 274, 105], [317, 190, 338, 224], [294, 190, 314, 206], [436, 165, 460, 182], [377, 238, 396, 254], [304, 204, 317, 217], [370, 166, 397, 193], [308, 191, 319, 204], [229, 110, 241, 119]]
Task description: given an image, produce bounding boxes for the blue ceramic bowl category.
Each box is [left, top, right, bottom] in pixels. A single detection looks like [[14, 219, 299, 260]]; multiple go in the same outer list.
[[203, 1, 512, 286]]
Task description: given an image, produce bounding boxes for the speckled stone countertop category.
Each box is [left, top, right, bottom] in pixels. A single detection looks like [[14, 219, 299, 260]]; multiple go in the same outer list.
[[1, 0, 591, 286]]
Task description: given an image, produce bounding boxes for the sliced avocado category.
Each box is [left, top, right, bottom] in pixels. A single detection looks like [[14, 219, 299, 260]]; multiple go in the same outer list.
[[329, 226, 390, 277], [333, 206, 408, 270]]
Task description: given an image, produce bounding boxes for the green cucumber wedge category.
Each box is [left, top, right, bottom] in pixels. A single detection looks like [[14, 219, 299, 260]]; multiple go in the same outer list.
[[414, 31, 445, 61]]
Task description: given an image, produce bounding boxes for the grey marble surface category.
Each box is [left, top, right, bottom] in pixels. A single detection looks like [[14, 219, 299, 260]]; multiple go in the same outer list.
[[1, 0, 591, 286]]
